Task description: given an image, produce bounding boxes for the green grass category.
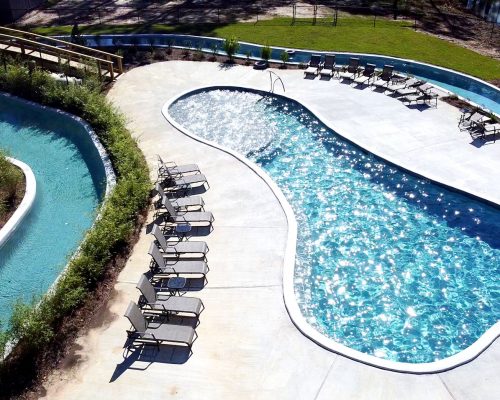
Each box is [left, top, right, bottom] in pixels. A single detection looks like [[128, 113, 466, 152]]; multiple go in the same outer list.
[[29, 16, 500, 81]]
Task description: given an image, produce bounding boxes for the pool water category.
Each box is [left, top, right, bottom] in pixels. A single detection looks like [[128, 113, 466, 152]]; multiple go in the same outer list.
[[169, 88, 500, 364], [0, 94, 106, 324]]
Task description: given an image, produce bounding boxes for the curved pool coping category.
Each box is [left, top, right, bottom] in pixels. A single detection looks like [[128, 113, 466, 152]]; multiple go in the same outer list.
[[0, 157, 36, 248], [163, 84, 500, 374]]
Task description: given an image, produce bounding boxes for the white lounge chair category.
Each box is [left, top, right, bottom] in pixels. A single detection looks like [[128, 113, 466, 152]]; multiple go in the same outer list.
[[304, 54, 323, 76], [338, 58, 361, 82], [319, 54, 335, 78]]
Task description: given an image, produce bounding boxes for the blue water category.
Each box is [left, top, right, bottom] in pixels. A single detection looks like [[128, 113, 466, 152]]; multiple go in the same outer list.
[[169, 88, 500, 363], [0, 94, 106, 324], [64, 33, 500, 114]]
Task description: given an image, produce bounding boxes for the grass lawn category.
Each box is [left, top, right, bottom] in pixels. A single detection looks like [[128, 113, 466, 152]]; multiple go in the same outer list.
[[30, 17, 500, 81]]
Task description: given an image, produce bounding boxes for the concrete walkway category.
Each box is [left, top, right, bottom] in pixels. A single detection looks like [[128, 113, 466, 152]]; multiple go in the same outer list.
[[41, 61, 500, 400]]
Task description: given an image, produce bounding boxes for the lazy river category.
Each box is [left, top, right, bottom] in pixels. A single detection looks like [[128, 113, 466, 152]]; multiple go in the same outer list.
[[0, 94, 108, 323]]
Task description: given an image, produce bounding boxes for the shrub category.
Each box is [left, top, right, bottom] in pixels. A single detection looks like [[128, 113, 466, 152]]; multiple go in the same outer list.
[[261, 43, 272, 62], [0, 150, 23, 216], [223, 36, 239, 62], [280, 50, 289, 66]]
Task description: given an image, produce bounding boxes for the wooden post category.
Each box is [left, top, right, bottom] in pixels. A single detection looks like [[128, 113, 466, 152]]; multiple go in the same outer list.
[[117, 57, 123, 74], [109, 62, 114, 80], [97, 60, 102, 81]]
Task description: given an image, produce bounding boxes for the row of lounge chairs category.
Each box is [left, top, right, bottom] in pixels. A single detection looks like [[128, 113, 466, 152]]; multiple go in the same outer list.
[[124, 157, 213, 352], [458, 109, 500, 142], [304, 55, 439, 108]]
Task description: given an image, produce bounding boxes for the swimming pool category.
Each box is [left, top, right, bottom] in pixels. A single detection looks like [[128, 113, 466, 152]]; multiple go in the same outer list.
[[0, 94, 109, 323], [168, 88, 500, 365]]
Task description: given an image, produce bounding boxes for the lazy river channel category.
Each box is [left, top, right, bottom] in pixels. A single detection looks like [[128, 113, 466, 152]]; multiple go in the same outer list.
[[168, 88, 500, 364], [0, 94, 107, 324]]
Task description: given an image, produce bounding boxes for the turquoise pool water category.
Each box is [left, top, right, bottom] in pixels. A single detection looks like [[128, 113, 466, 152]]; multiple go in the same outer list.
[[169, 88, 500, 363], [0, 94, 106, 324]]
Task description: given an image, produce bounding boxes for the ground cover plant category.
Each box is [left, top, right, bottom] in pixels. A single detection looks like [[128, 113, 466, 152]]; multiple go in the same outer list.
[[0, 150, 24, 226], [29, 16, 500, 81], [0, 58, 150, 398]]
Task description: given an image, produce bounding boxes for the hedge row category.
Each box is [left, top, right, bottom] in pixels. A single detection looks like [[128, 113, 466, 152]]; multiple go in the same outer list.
[[0, 59, 150, 393]]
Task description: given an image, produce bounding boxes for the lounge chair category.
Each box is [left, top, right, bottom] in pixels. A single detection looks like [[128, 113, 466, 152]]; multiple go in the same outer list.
[[338, 58, 360, 82], [304, 54, 323, 76], [162, 196, 214, 226], [353, 63, 376, 85], [319, 54, 335, 78], [469, 116, 499, 141], [136, 275, 205, 317], [481, 122, 500, 142], [155, 182, 204, 211], [394, 82, 432, 97], [124, 301, 197, 350], [157, 155, 200, 179], [161, 172, 209, 193], [371, 65, 394, 89], [148, 242, 209, 277], [151, 223, 209, 258], [458, 110, 489, 131], [399, 90, 438, 107], [385, 77, 424, 93]]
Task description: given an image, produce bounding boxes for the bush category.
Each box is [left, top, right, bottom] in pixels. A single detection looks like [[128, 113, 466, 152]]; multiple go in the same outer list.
[[223, 36, 239, 62], [280, 50, 289, 66], [261, 43, 272, 62], [0, 60, 149, 394], [0, 150, 23, 216]]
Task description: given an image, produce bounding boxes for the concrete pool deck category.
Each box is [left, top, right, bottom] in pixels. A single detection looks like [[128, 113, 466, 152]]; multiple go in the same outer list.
[[41, 61, 500, 399]]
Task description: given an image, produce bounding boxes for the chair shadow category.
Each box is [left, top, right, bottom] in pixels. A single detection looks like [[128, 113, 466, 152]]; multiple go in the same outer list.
[[109, 342, 192, 383], [405, 103, 432, 112], [218, 62, 237, 70], [303, 74, 316, 80], [319, 75, 332, 81]]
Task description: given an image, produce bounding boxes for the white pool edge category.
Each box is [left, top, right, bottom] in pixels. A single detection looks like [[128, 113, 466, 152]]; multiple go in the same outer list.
[[0, 157, 36, 248], [163, 85, 500, 374]]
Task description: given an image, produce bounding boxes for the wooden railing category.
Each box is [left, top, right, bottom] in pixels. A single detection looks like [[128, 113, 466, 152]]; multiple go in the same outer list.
[[0, 26, 122, 81]]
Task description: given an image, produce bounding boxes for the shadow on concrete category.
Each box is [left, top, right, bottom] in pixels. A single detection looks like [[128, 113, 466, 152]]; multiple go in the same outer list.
[[109, 342, 192, 382]]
